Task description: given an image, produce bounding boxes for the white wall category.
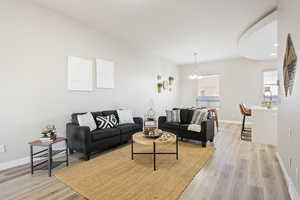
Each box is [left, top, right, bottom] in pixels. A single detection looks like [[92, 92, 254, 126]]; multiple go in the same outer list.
[[198, 77, 220, 96], [0, 0, 179, 163], [179, 58, 277, 121], [278, 0, 300, 195]]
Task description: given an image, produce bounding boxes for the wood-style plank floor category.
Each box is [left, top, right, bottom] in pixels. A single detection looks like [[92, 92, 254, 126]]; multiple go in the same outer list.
[[0, 123, 290, 200]]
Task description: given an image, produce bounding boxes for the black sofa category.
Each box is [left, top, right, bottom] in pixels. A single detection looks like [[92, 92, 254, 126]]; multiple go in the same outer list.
[[66, 110, 143, 160], [158, 109, 214, 147]]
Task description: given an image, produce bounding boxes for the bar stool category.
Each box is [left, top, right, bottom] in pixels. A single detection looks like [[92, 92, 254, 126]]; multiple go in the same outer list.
[[208, 108, 219, 132], [239, 104, 252, 141]]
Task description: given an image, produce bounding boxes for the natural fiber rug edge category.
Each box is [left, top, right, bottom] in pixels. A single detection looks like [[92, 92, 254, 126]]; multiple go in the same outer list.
[[170, 147, 215, 200], [55, 142, 215, 200]]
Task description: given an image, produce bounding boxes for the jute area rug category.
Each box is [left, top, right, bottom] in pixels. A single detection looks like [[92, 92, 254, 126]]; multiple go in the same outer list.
[[55, 142, 215, 200]]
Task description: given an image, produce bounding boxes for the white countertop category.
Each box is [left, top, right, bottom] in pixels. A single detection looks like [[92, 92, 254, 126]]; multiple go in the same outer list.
[[251, 105, 278, 111]]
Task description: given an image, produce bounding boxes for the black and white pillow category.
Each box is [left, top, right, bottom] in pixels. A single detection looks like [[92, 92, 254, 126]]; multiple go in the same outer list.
[[96, 115, 118, 129], [191, 109, 208, 125], [166, 110, 181, 123]]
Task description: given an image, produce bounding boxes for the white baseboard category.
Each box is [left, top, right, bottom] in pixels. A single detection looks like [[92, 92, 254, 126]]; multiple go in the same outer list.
[[0, 156, 31, 171], [219, 120, 252, 125], [276, 152, 300, 200], [0, 148, 65, 172]]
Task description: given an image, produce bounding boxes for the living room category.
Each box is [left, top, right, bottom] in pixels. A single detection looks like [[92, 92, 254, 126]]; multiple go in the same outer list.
[[0, 0, 299, 200]]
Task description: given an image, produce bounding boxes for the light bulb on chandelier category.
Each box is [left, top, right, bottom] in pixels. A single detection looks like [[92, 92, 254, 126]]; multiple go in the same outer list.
[[188, 74, 197, 80], [188, 53, 203, 80]]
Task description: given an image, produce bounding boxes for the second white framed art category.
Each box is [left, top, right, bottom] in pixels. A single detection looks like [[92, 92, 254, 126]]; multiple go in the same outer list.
[[96, 59, 114, 89]]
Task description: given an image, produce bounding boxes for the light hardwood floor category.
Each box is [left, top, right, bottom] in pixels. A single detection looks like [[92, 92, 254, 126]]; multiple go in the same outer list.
[[0, 124, 290, 200]]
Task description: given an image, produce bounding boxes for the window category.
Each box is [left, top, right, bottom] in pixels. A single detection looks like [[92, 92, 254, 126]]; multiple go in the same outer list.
[[196, 75, 220, 108], [263, 70, 279, 103]]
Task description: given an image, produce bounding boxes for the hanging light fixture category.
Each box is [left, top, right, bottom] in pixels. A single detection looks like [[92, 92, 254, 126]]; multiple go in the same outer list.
[[188, 74, 198, 80], [188, 52, 202, 80]]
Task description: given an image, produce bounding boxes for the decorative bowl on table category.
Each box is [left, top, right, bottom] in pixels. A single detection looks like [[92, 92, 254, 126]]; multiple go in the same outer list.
[[143, 129, 163, 138], [157, 132, 173, 142]]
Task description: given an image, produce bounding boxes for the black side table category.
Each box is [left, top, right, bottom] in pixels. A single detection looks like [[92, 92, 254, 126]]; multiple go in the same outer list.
[[29, 137, 69, 177]]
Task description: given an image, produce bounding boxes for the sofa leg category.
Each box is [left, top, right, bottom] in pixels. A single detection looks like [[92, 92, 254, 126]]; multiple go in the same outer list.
[[84, 153, 90, 161], [202, 141, 207, 147], [69, 148, 74, 154], [181, 137, 183, 141]]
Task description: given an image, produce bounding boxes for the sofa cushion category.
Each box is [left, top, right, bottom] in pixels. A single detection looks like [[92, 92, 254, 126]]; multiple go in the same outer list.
[[161, 122, 180, 130], [117, 123, 138, 134], [133, 123, 143, 131], [179, 109, 194, 124], [179, 124, 189, 131], [91, 128, 120, 141], [179, 124, 202, 133]]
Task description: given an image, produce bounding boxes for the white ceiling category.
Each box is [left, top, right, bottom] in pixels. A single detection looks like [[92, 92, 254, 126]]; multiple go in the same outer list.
[[32, 0, 277, 64], [238, 11, 277, 61]]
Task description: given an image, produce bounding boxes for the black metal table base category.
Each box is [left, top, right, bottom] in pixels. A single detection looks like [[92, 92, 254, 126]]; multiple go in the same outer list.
[[131, 135, 178, 171], [30, 140, 69, 177]]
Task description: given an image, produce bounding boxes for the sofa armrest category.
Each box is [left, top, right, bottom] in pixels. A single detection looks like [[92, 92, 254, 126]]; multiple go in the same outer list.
[[133, 117, 143, 131], [158, 116, 167, 129], [133, 117, 143, 126], [66, 123, 91, 153], [201, 118, 214, 140]]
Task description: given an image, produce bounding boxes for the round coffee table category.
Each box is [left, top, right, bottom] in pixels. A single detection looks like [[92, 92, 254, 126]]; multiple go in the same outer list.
[[131, 132, 178, 171]]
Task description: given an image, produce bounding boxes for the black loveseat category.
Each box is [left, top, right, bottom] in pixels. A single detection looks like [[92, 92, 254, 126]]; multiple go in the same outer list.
[[158, 109, 214, 147], [66, 110, 143, 160]]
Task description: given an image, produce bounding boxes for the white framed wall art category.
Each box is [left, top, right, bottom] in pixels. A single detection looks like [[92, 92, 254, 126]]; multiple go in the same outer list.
[[96, 58, 114, 89], [67, 56, 93, 91]]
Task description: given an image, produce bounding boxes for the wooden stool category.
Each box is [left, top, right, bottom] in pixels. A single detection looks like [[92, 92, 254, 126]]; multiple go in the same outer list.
[[208, 108, 219, 132], [239, 104, 252, 141]]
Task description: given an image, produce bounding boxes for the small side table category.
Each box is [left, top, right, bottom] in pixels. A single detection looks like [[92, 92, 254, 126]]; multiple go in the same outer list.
[[131, 132, 178, 171], [29, 137, 69, 177]]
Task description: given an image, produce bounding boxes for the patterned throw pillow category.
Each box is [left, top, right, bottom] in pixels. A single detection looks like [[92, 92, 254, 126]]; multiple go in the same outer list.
[[190, 109, 209, 125], [96, 115, 118, 129], [166, 110, 181, 123]]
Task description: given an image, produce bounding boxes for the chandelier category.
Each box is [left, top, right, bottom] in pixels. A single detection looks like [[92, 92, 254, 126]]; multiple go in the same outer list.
[[188, 52, 203, 80]]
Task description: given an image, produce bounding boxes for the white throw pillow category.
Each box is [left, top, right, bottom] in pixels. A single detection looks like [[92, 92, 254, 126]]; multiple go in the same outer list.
[[166, 110, 181, 123], [191, 109, 209, 125], [117, 110, 134, 124], [77, 112, 97, 131]]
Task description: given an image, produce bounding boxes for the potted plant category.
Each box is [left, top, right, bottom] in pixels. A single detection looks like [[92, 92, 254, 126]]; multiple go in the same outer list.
[[40, 124, 57, 140], [157, 83, 163, 93], [168, 76, 175, 85]]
